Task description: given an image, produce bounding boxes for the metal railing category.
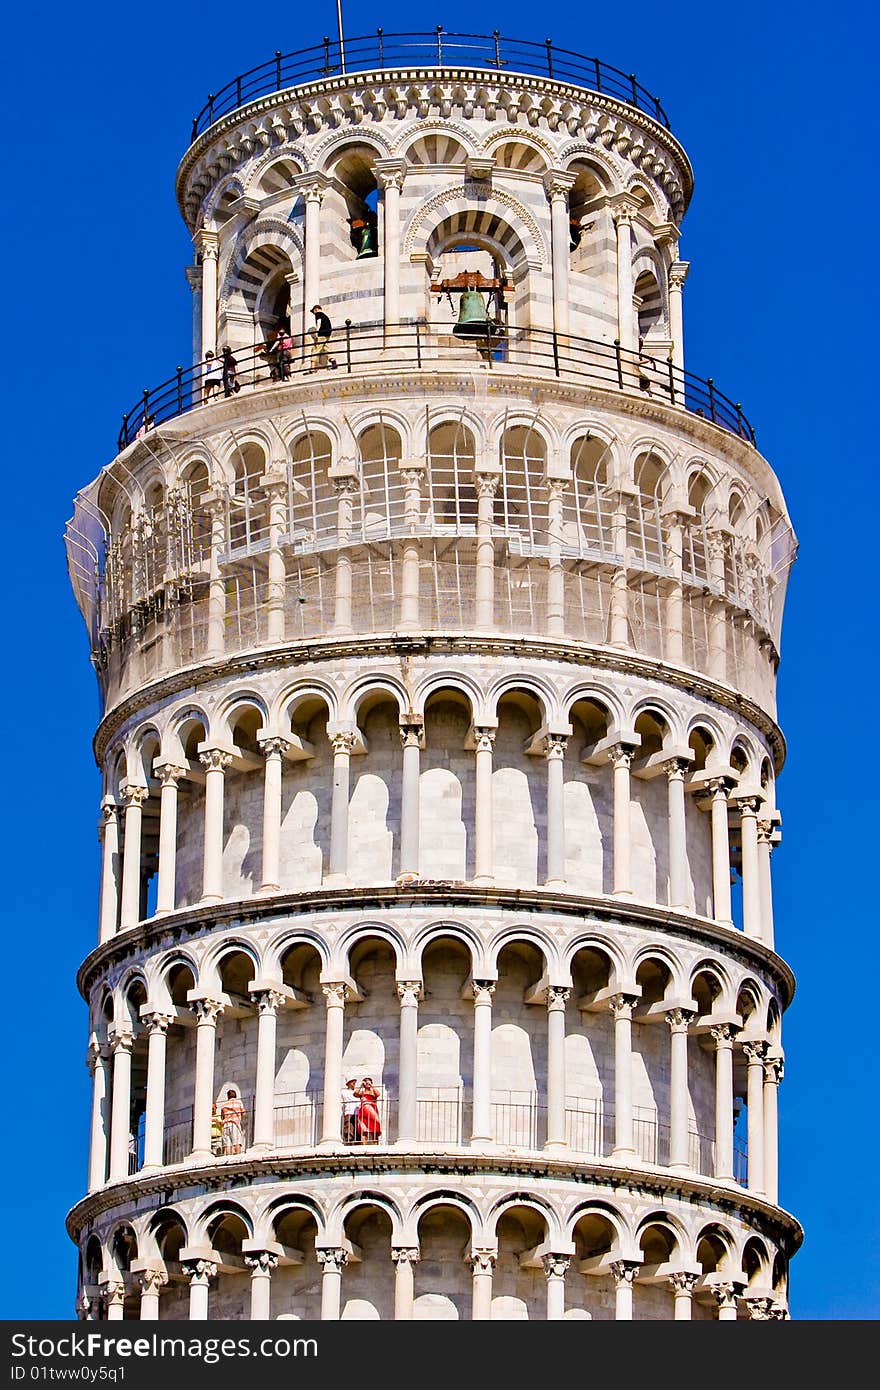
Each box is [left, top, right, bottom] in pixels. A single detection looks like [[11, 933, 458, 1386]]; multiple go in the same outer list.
[[190, 30, 670, 142], [118, 323, 755, 452], [273, 1092, 318, 1148], [162, 1106, 193, 1165]]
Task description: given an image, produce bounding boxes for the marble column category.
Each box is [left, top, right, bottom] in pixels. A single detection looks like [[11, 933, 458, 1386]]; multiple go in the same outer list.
[[737, 795, 763, 940], [707, 778, 733, 926], [665, 757, 690, 910], [471, 982, 496, 1144], [196, 229, 219, 357], [264, 473, 288, 645], [258, 737, 290, 893], [397, 981, 421, 1144], [610, 994, 637, 1160], [713, 1282, 740, 1321], [711, 1024, 736, 1181], [758, 818, 776, 949], [744, 1039, 767, 1196], [98, 798, 120, 942], [610, 744, 636, 896], [331, 477, 358, 634], [191, 999, 224, 1158], [317, 1248, 347, 1320], [545, 476, 569, 637], [543, 1253, 570, 1320], [763, 1054, 783, 1204], [670, 1270, 697, 1319], [206, 495, 227, 658], [668, 261, 689, 374], [329, 731, 356, 881], [475, 474, 499, 629], [246, 1251, 278, 1320], [613, 202, 638, 355], [119, 785, 148, 930], [142, 1011, 174, 1171], [320, 984, 347, 1145], [103, 1282, 126, 1322], [252, 990, 285, 1150], [199, 749, 232, 904], [376, 160, 406, 329], [392, 1247, 419, 1320], [545, 987, 570, 1151], [399, 468, 423, 630], [155, 765, 186, 914], [544, 734, 568, 886], [667, 1008, 694, 1170], [398, 724, 422, 882], [137, 1269, 167, 1321], [87, 1037, 110, 1191], [300, 181, 326, 341], [544, 170, 577, 338], [469, 1251, 496, 1320], [108, 1027, 134, 1182], [610, 1260, 639, 1320], [473, 727, 496, 885], [183, 1260, 216, 1321]]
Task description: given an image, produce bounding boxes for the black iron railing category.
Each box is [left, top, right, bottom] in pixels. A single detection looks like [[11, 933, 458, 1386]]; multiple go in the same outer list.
[[119, 322, 755, 452], [190, 30, 670, 141]]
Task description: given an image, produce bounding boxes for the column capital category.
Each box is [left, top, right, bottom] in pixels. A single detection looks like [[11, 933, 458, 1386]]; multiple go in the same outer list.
[[608, 742, 637, 770], [710, 1022, 738, 1049], [475, 473, 501, 500], [468, 1249, 497, 1273], [744, 1294, 775, 1319], [244, 1251, 279, 1276], [374, 158, 407, 190], [120, 783, 149, 808], [543, 168, 578, 200], [665, 1007, 695, 1033], [742, 1038, 769, 1064], [669, 259, 690, 290], [195, 228, 219, 259], [399, 722, 424, 751], [191, 997, 225, 1026], [706, 774, 735, 798], [545, 476, 570, 503], [199, 748, 233, 773], [471, 980, 496, 1005], [472, 726, 497, 753], [142, 1011, 175, 1036], [99, 1277, 126, 1303], [293, 171, 332, 202], [330, 729, 358, 757], [541, 1253, 571, 1279], [608, 993, 638, 1020], [331, 474, 361, 499], [396, 980, 423, 1006], [108, 1026, 134, 1054], [100, 797, 120, 823], [182, 1259, 217, 1285], [137, 1268, 168, 1296], [316, 1247, 349, 1273], [400, 467, 425, 492], [155, 763, 187, 788], [321, 982, 348, 1008], [544, 733, 568, 761], [86, 1035, 108, 1072], [258, 736, 291, 758], [547, 986, 571, 1010], [669, 1270, 698, 1294], [735, 793, 764, 816], [254, 988, 286, 1017], [391, 1247, 420, 1267], [609, 1259, 640, 1285], [610, 194, 641, 226], [712, 1280, 742, 1311], [764, 1054, 784, 1085], [663, 755, 692, 780]]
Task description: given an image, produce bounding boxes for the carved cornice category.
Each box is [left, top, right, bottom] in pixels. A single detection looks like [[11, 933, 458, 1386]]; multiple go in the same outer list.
[[76, 882, 796, 1009], [94, 630, 786, 773], [176, 71, 692, 230], [66, 1147, 803, 1252]]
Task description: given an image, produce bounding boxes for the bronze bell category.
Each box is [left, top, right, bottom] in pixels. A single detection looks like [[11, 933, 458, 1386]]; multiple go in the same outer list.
[[452, 288, 492, 337], [351, 217, 377, 259]]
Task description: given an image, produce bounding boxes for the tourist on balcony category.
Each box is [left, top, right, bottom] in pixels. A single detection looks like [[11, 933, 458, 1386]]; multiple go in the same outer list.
[[220, 1088, 246, 1154], [203, 350, 223, 402], [210, 1104, 223, 1157], [308, 305, 337, 372], [354, 1078, 382, 1143], [341, 1077, 360, 1144], [263, 326, 292, 382], [221, 346, 240, 397]]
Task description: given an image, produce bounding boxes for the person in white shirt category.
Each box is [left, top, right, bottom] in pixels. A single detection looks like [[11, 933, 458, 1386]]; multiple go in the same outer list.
[[341, 1077, 360, 1143]]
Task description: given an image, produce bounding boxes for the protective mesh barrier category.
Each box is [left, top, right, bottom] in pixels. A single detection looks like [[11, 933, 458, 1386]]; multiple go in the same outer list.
[[69, 446, 789, 714]]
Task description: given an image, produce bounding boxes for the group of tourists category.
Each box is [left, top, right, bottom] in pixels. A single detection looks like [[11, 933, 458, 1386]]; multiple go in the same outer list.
[[201, 306, 336, 402]]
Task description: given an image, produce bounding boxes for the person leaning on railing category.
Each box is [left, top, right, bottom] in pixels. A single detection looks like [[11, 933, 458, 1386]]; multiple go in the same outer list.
[[203, 349, 223, 402], [308, 305, 337, 372]]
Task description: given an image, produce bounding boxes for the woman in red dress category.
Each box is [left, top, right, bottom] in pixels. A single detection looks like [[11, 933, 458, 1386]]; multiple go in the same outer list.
[[354, 1078, 382, 1143]]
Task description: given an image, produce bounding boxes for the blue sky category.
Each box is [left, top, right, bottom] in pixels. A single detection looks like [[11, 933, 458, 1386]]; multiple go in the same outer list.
[[2, 0, 876, 1321]]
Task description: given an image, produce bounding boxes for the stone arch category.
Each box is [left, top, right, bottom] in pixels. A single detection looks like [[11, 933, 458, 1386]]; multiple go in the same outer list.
[[400, 127, 472, 166], [690, 959, 734, 1015], [330, 1191, 405, 1245], [410, 1191, 482, 1245], [486, 925, 559, 979], [405, 185, 547, 268], [198, 938, 262, 996], [410, 920, 486, 977], [335, 921, 406, 977], [484, 131, 553, 174], [343, 674, 409, 724], [411, 671, 482, 721], [260, 1193, 326, 1246], [484, 673, 554, 726], [272, 679, 339, 732], [261, 929, 330, 980], [566, 1200, 632, 1253], [194, 1199, 255, 1246], [246, 151, 307, 200], [220, 224, 302, 335], [630, 942, 686, 999], [486, 1191, 560, 1243]]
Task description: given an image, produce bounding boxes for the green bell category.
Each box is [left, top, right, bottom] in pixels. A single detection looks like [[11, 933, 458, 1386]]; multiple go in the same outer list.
[[452, 288, 492, 337], [352, 218, 377, 259]]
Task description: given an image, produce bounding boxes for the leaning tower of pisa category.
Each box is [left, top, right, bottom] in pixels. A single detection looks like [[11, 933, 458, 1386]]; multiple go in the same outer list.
[[65, 29, 800, 1321]]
